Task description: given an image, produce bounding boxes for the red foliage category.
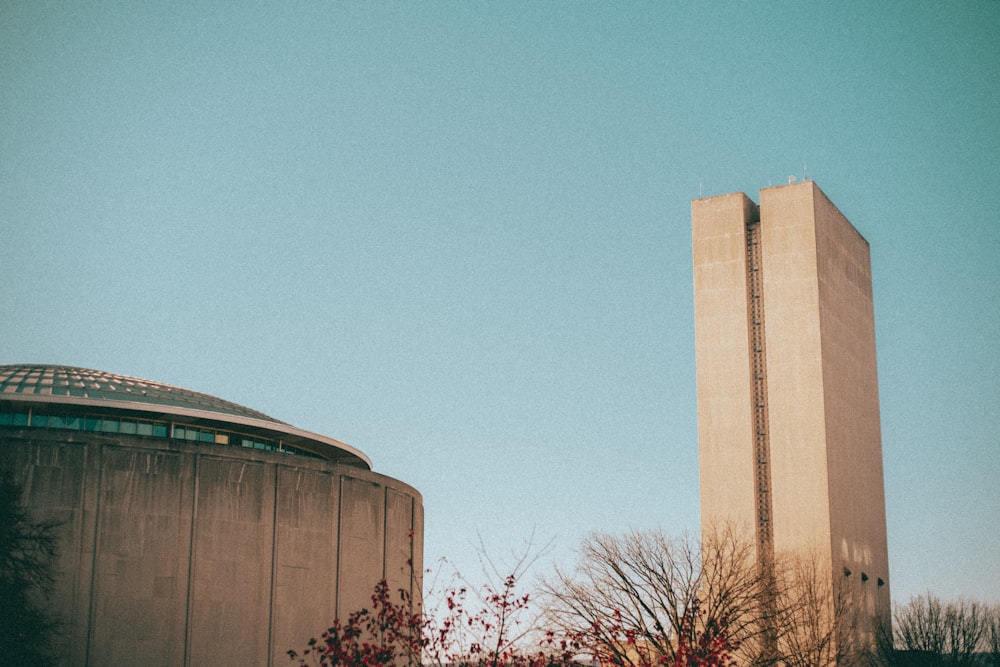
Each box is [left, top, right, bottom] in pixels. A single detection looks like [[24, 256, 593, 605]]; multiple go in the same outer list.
[[288, 575, 580, 667], [288, 577, 734, 667], [576, 600, 735, 667], [287, 580, 423, 666], [671, 600, 736, 667]]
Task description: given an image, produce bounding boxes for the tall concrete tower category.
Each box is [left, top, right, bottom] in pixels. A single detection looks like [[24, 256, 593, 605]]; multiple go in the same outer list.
[[692, 181, 890, 654]]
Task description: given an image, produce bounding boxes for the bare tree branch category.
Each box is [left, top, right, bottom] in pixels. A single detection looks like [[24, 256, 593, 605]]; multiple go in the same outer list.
[[892, 594, 991, 666], [541, 525, 768, 665]]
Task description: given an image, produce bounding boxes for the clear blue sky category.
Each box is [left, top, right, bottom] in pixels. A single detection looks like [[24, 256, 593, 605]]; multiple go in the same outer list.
[[2, 2, 998, 605]]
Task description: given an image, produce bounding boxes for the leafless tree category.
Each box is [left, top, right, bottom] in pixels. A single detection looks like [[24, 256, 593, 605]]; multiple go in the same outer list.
[[891, 594, 990, 666], [760, 550, 869, 667], [943, 598, 989, 663], [540, 525, 769, 665], [541, 526, 892, 667], [894, 594, 946, 657], [986, 603, 1000, 667]]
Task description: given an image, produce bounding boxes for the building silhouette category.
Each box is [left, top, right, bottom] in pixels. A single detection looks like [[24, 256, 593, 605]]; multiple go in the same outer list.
[[692, 182, 890, 658], [0, 364, 422, 667]]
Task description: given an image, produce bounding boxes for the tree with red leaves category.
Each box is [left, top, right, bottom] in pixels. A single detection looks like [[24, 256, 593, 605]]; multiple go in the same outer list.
[[288, 571, 580, 667], [287, 579, 423, 667], [672, 599, 736, 667]]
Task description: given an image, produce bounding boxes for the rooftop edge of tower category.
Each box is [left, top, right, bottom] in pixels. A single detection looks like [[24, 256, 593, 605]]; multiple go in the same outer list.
[[760, 180, 870, 247]]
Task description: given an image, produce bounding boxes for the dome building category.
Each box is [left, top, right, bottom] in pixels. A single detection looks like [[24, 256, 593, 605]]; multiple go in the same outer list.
[[0, 364, 422, 667]]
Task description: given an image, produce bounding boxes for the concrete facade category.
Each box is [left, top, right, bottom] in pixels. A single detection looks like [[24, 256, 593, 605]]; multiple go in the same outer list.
[[0, 365, 422, 667], [692, 182, 890, 654]]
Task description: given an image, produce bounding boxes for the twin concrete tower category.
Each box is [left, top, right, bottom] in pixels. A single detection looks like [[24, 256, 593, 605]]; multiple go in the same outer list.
[[692, 182, 890, 648]]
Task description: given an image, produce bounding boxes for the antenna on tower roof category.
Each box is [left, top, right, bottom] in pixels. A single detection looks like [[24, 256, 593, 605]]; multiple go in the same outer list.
[[804, 162, 808, 181]]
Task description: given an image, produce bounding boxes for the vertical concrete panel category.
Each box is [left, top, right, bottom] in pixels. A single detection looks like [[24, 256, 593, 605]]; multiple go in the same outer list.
[[812, 187, 891, 625], [337, 476, 385, 617], [759, 183, 833, 559], [410, 500, 424, 607], [87, 447, 192, 667], [384, 489, 415, 601], [187, 457, 274, 667], [692, 193, 759, 536], [75, 440, 102, 667], [270, 466, 339, 665], [0, 439, 90, 667]]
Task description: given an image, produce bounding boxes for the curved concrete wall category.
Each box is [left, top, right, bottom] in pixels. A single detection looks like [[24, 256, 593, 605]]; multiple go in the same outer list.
[[0, 428, 423, 667]]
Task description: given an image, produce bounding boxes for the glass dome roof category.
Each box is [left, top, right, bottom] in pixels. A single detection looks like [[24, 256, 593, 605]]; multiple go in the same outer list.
[[0, 364, 283, 423]]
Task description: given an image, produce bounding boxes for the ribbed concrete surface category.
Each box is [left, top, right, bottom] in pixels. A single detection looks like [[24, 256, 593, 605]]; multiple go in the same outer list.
[[0, 430, 423, 667]]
